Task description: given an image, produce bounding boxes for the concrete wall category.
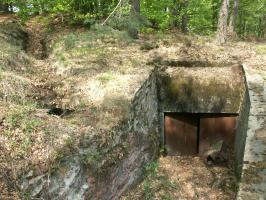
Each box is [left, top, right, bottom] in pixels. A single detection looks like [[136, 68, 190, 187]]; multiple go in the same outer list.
[[234, 67, 250, 178], [157, 65, 245, 113], [237, 65, 266, 200], [130, 69, 159, 141]]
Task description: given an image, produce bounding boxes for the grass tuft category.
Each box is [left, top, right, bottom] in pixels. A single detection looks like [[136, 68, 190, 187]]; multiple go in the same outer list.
[[255, 45, 266, 55]]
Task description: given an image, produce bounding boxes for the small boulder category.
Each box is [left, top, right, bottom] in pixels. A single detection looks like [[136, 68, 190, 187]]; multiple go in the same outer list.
[[203, 140, 229, 166]]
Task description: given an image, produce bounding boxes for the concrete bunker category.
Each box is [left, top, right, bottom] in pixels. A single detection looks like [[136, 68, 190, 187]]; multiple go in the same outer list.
[[156, 63, 249, 171], [131, 61, 249, 176], [128, 61, 250, 199]]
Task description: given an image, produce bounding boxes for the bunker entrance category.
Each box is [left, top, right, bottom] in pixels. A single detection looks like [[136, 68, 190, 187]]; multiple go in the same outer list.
[[164, 113, 238, 164]]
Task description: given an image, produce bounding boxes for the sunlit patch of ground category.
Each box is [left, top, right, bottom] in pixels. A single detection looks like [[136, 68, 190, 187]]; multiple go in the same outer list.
[[122, 156, 237, 200]]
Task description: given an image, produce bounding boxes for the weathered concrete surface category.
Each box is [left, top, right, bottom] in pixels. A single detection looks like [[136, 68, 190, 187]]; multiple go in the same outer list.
[[157, 65, 245, 113], [237, 65, 266, 200], [234, 70, 250, 178], [157, 65, 247, 165]]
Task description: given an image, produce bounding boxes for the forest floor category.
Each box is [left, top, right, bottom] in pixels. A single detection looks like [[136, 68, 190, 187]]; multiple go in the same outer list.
[[122, 156, 237, 200], [0, 14, 265, 199]]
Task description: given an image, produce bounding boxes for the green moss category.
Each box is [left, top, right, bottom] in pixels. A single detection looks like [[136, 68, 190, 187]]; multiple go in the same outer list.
[[161, 72, 243, 113]]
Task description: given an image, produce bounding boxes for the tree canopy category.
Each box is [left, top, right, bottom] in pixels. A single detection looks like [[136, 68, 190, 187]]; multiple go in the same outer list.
[[0, 0, 265, 39]]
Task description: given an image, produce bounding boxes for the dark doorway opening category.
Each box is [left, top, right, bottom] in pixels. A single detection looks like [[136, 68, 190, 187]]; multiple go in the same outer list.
[[164, 113, 238, 161]]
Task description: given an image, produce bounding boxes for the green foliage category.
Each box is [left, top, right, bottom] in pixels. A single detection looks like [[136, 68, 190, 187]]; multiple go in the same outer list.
[[82, 149, 102, 167], [141, 0, 174, 29], [5, 103, 38, 130], [145, 161, 159, 178], [141, 161, 178, 199], [105, 2, 149, 39], [187, 0, 218, 35], [5, 0, 266, 38], [237, 0, 266, 38], [91, 23, 115, 34], [143, 179, 153, 199], [140, 0, 220, 34], [143, 161, 159, 199]]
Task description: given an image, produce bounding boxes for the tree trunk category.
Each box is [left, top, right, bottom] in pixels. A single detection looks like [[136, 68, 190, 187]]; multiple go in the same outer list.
[[181, 0, 189, 33], [263, 14, 266, 38], [228, 0, 239, 34], [171, 0, 180, 28], [130, 0, 140, 14], [216, 0, 230, 44]]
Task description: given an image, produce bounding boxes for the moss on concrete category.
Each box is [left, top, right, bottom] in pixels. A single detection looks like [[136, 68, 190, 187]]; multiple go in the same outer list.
[[158, 65, 245, 113]]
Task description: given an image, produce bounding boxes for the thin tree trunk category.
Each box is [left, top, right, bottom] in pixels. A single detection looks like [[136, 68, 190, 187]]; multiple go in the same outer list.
[[130, 0, 140, 14], [263, 14, 266, 38], [243, 19, 246, 38], [181, 0, 189, 33], [171, 0, 180, 28], [216, 0, 230, 44], [257, 15, 266, 38], [228, 0, 239, 34]]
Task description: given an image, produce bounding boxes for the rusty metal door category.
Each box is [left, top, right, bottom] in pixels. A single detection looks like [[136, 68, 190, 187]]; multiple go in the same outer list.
[[164, 113, 198, 155], [198, 114, 237, 156]]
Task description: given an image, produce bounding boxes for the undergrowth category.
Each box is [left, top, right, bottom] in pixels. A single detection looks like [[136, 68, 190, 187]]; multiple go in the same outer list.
[[142, 162, 178, 200], [3, 103, 40, 159]]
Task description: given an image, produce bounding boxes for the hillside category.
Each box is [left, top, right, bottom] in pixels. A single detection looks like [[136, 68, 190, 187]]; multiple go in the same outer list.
[[0, 14, 265, 200]]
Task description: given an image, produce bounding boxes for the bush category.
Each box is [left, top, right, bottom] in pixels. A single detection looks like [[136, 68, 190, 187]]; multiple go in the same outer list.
[[64, 33, 77, 50], [90, 24, 133, 43], [105, 3, 150, 39]]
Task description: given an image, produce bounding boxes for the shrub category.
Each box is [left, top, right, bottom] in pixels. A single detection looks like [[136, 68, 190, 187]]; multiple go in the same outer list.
[[64, 33, 78, 50]]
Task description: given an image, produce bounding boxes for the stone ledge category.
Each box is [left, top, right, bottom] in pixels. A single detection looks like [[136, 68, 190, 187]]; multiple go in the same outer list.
[[237, 65, 266, 200]]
